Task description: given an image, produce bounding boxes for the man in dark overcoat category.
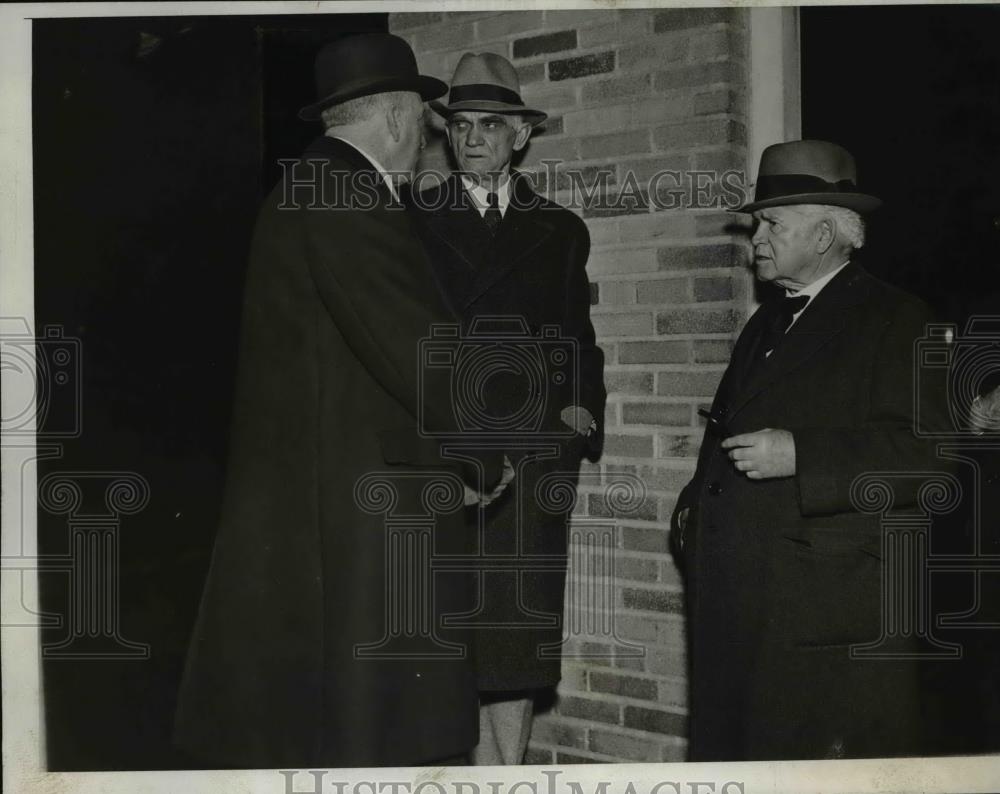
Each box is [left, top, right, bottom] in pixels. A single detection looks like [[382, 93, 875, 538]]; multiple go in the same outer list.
[[173, 34, 507, 768], [671, 140, 952, 760], [408, 53, 606, 764]]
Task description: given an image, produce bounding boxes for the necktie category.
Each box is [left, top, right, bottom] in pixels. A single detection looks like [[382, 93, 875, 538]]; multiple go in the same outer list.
[[754, 294, 810, 363], [483, 191, 502, 235]]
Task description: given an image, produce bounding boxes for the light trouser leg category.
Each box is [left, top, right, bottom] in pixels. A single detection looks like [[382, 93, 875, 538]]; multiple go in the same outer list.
[[471, 696, 534, 765]]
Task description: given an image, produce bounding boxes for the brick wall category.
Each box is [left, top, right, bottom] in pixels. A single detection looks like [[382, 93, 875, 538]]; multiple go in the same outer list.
[[391, 8, 751, 764]]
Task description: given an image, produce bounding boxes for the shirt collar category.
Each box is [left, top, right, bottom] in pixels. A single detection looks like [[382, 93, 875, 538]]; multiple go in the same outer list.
[[460, 173, 512, 218], [326, 133, 398, 201], [785, 260, 850, 320]]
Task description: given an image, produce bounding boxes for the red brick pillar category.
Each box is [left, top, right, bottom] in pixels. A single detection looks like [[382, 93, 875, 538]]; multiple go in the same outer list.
[[392, 7, 750, 763]]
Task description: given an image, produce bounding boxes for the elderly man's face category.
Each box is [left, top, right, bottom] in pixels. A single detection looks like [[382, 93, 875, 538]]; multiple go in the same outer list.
[[750, 206, 825, 290], [446, 111, 530, 183]]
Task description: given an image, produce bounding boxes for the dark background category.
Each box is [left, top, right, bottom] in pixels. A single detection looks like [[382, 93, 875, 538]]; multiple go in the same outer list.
[[30, 7, 1000, 770], [32, 13, 386, 770], [802, 4, 1000, 756], [802, 4, 1000, 325]]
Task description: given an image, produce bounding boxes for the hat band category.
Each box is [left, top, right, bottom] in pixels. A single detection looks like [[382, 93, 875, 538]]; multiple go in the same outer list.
[[755, 173, 859, 201], [448, 83, 524, 107]]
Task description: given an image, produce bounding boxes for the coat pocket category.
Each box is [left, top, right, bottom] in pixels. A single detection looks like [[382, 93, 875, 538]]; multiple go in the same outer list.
[[778, 527, 884, 648]]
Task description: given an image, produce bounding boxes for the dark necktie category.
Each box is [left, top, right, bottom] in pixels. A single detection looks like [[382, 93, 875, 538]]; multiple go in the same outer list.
[[483, 191, 502, 235], [753, 294, 810, 364]]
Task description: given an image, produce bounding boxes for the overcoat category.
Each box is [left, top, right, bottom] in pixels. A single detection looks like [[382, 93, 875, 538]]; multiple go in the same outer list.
[[409, 173, 606, 691], [671, 262, 951, 760], [174, 137, 500, 767]]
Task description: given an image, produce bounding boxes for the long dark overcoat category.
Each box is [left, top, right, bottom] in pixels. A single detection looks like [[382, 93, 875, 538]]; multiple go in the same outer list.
[[409, 173, 606, 691], [174, 137, 500, 768], [671, 263, 952, 760]]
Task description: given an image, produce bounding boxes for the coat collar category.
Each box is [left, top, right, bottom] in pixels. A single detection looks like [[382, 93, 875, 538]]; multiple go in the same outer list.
[[420, 172, 557, 307], [726, 262, 874, 418], [300, 135, 399, 208]]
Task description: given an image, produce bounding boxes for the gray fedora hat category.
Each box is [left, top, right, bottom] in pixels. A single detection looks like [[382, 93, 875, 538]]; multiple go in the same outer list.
[[430, 52, 547, 126], [740, 139, 882, 214]]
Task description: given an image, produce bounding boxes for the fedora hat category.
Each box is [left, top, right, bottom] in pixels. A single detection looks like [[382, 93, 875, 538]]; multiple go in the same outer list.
[[299, 33, 447, 121], [430, 52, 547, 126], [740, 139, 881, 213]]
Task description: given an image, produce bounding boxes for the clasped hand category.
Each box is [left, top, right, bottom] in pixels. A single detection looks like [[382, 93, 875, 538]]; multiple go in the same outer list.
[[463, 455, 516, 508], [971, 386, 1000, 433], [721, 428, 796, 479]]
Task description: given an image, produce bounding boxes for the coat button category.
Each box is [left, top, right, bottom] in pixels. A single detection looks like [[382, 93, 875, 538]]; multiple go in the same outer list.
[[708, 481, 723, 496]]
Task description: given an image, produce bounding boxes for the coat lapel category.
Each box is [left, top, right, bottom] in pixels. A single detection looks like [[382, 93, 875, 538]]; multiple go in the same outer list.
[[462, 172, 556, 308], [421, 176, 493, 272], [727, 263, 873, 419]]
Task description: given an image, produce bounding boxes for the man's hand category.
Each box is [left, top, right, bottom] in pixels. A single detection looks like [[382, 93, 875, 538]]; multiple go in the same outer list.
[[721, 428, 796, 480], [463, 455, 516, 507], [971, 386, 1000, 433], [561, 405, 595, 436]]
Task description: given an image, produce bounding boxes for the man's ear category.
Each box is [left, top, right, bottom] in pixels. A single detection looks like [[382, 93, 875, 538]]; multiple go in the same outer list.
[[512, 121, 532, 152], [386, 102, 403, 144], [816, 217, 837, 254]]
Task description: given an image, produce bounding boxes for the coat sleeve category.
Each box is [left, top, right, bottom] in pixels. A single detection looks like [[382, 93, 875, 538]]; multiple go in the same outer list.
[[794, 296, 952, 516], [302, 197, 502, 486], [563, 217, 606, 457]]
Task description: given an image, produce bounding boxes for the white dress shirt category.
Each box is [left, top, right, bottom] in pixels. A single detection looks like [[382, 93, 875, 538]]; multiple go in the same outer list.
[[461, 174, 512, 218], [785, 260, 850, 328]]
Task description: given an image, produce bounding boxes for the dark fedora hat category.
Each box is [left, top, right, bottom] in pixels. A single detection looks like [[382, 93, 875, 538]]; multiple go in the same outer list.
[[430, 52, 547, 127], [298, 33, 447, 122], [740, 139, 882, 213]]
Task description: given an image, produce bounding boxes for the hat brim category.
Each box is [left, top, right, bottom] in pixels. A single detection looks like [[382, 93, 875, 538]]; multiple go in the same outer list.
[[739, 192, 882, 214], [299, 74, 448, 121], [430, 99, 548, 127]]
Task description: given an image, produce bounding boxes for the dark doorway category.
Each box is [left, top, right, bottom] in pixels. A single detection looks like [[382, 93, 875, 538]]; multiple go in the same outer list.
[[32, 13, 385, 770], [802, 5, 1000, 322], [802, 5, 1000, 757]]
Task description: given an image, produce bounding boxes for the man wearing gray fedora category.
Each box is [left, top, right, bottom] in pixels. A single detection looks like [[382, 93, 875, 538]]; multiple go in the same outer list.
[[174, 33, 509, 768], [409, 52, 606, 765], [671, 140, 951, 760]]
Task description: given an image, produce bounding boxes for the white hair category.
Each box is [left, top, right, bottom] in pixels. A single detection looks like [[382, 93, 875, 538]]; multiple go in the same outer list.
[[320, 91, 413, 130], [798, 204, 866, 249]]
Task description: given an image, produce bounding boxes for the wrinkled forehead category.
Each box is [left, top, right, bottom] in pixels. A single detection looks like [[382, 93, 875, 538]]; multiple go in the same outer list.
[[752, 205, 813, 225]]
